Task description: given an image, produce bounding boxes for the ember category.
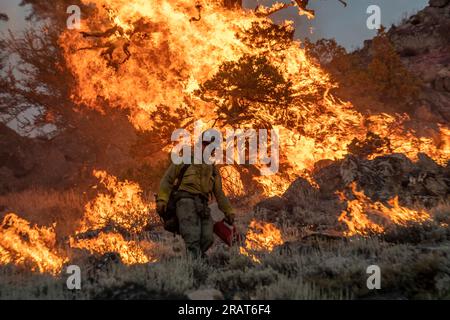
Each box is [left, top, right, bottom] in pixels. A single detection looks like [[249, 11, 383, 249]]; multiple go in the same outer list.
[[240, 220, 284, 262]]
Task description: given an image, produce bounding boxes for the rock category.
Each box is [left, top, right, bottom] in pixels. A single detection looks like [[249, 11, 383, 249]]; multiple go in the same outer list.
[[423, 175, 449, 196], [340, 155, 359, 185], [0, 167, 16, 194], [187, 288, 224, 300], [255, 196, 287, 212], [283, 177, 316, 205], [417, 153, 441, 173], [429, 0, 450, 8], [415, 104, 444, 122], [354, 0, 450, 122], [409, 15, 423, 25], [435, 77, 447, 91], [444, 77, 450, 92], [255, 153, 449, 232], [314, 160, 343, 193]]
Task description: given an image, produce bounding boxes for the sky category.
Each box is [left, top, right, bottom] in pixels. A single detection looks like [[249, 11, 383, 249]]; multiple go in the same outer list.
[[0, 0, 28, 31], [1, 0, 429, 50], [243, 0, 429, 50]]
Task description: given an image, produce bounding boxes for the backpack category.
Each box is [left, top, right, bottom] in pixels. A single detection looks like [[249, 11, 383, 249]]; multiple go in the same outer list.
[[160, 164, 190, 234], [160, 164, 217, 234]]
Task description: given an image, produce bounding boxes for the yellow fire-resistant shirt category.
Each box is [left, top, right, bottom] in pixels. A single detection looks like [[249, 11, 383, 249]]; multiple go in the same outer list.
[[157, 163, 234, 219]]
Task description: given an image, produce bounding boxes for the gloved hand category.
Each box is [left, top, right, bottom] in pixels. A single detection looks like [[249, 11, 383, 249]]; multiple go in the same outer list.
[[224, 215, 235, 226], [156, 200, 167, 216]]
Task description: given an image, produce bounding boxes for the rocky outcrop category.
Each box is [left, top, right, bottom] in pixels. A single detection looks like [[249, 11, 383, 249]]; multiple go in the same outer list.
[[429, 0, 450, 8], [378, 0, 450, 121], [255, 153, 450, 230]]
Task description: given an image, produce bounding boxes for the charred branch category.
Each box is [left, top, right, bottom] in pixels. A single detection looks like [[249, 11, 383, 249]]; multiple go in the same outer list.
[[190, 2, 202, 22], [256, 0, 348, 18], [80, 27, 119, 39], [255, 2, 295, 17], [77, 17, 157, 70]]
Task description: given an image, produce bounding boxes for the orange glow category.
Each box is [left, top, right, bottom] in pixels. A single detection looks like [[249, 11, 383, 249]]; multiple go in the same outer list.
[[69, 232, 154, 264], [240, 220, 284, 262], [338, 183, 431, 236], [72, 170, 158, 264], [80, 170, 157, 234], [1, 1, 448, 275], [0, 213, 67, 274], [59, 0, 450, 198]]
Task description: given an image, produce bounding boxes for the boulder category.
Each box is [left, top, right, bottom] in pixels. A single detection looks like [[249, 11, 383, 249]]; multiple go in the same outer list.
[[429, 0, 450, 8], [255, 153, 449, 231]]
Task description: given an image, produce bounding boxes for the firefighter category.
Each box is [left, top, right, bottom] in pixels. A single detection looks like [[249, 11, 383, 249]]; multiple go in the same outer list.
[[156, 132, 235, 259]]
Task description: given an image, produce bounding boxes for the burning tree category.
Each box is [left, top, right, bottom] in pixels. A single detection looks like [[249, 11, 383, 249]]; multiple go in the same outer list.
[[0, 0, 449, 283], [2, 0, 448, 197], [0, 0, 145, 195], [197, 54, 295, 128]]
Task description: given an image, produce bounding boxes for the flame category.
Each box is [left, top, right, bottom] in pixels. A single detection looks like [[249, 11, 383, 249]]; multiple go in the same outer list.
[[79, 170, 157, 234], [72, 170, 158, 264], [70, 232, 154, 264], [60, 0, 255, 119], [0, 170, 158, 273], [240, 220, 284, 262], [255, 114, 450, 197], [2, 1, 449, 274], [59, 0, 450, 198], [0, 213, 67, 274], [59, 0, 333, 128], [338, 183, 431, 236]]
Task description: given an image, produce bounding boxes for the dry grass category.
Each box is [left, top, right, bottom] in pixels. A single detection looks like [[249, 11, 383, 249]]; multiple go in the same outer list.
[[0, 190, 449, 300], [2, 231, 449, 300], [1, 235, 449, 300], [0, 188, 86, 238]]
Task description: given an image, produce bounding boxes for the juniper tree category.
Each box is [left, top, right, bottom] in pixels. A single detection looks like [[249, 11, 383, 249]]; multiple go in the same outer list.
[[197, 54, 294, 128]]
